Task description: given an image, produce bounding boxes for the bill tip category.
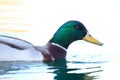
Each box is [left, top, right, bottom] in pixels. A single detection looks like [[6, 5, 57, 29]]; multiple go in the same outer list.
[[98, 43, 103, 46]]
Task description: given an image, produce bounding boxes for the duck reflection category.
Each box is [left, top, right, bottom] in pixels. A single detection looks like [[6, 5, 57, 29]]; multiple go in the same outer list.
[[47, 59, 102, 80]]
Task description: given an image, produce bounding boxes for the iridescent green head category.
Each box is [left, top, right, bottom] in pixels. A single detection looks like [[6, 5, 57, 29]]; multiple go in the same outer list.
[[49, 20, 103, 49]]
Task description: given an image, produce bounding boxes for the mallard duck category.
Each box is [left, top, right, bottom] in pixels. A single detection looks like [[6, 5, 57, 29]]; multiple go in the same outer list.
[[0, 20, 103, 62]]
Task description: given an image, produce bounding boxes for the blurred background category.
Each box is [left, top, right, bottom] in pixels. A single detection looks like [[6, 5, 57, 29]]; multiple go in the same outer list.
[[0, 0, 120, 61]]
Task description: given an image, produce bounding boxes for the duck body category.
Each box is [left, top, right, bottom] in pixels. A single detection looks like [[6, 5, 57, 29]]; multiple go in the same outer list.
[[0, 20, 103, 61], [0, 35, 43, 61], [0, 35, 66, 61]]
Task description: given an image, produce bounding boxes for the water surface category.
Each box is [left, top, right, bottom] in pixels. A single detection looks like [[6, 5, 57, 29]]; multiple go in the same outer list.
[[0, 59, 107, 80]]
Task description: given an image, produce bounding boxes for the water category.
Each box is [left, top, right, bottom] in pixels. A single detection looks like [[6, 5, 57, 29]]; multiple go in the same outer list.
[[0, 56, 119, 80], [0, 60, 104, 80]]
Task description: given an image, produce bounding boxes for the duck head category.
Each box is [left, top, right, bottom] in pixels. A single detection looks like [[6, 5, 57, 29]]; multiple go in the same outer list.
[[49, 20, 103, 49]]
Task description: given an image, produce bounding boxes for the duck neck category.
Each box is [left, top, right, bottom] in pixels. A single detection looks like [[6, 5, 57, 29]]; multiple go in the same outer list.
[[49, 38, 72, 49]]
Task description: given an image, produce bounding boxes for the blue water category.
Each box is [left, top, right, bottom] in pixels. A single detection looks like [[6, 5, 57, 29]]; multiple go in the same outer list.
[[0, 60, 104, 80], [0, 55, 119, 80]]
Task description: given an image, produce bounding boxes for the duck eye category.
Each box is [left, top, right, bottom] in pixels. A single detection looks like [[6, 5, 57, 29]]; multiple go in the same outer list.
[[89, 34, 92, 37], [75, 26, 83, 30]]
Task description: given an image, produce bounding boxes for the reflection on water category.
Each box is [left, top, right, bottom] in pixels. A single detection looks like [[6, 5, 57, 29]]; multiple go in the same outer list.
[[0, 59, 104, 80], [47, 59, 102, 80]]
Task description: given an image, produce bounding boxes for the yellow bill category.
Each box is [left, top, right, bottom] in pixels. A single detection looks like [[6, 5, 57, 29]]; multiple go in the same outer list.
[[83, 32, 103, 46]]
